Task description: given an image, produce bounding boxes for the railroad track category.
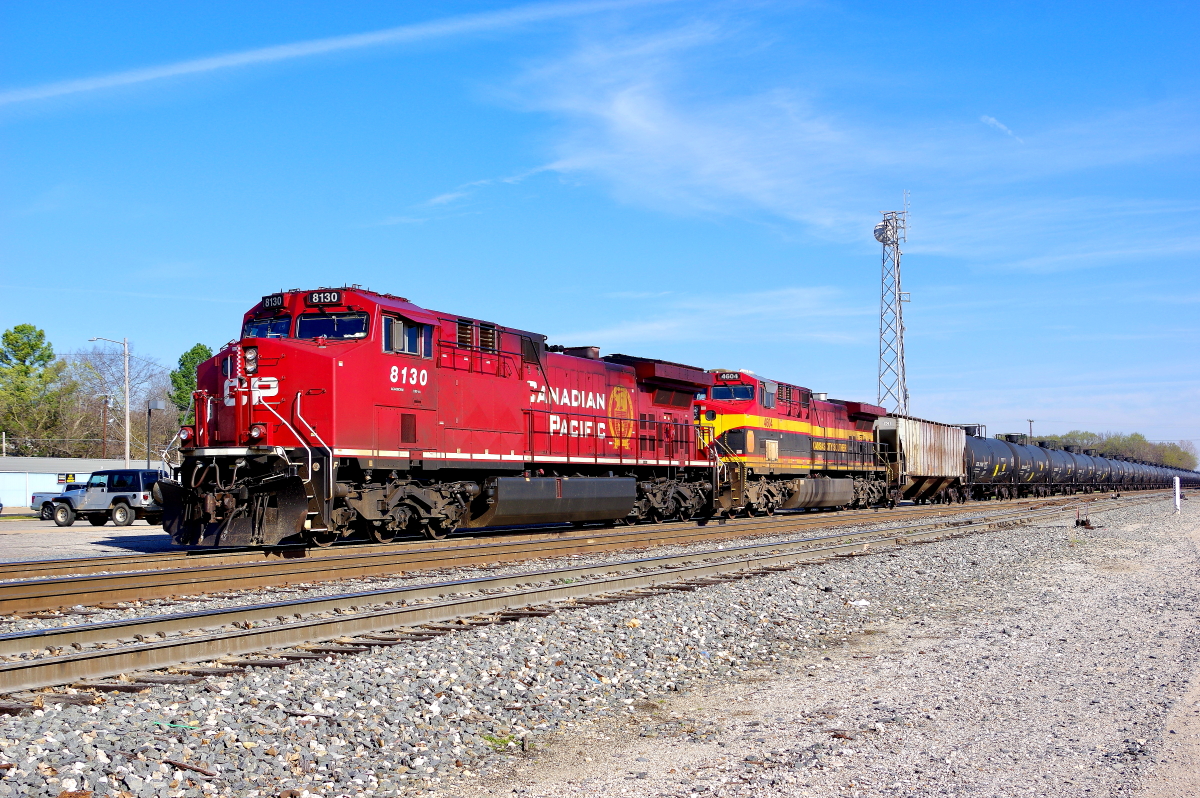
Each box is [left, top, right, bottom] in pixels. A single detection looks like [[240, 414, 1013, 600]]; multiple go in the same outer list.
[[0, 494, 1121, 613], [0, 492, 1108, 582], [0, 493, 1159, 699]]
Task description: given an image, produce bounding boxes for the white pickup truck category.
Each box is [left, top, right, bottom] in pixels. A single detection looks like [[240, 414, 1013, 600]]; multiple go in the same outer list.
[[31, 483, 89, 520]]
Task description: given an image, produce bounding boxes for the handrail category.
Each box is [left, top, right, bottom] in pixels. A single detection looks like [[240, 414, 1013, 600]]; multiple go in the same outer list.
[[256, 396, 313, 484], [294, 393, 335, 502]]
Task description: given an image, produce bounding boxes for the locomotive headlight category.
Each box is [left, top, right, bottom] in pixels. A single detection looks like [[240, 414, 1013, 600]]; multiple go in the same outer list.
[[179, 427, 193, 442], [244, 346, 259, 374], [248, 424, 266, 441]]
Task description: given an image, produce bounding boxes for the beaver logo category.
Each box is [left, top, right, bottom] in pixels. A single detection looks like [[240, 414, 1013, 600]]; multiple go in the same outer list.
[[607, 385, 636, 452]]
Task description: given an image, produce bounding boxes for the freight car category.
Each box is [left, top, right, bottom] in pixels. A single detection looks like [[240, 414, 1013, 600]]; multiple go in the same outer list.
[[872, 415, 1198, 503], [961, 431, 1199, 499]]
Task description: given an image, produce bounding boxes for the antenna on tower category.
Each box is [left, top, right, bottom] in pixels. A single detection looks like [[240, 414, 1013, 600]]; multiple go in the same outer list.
[[875, 192, 910, 415]]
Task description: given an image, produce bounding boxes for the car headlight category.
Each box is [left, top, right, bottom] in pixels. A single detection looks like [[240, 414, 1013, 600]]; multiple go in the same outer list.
[[244, 346, 259, 374]]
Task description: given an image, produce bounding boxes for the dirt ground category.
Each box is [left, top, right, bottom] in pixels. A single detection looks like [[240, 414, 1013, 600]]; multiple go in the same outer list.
[[451, 501, 1200, 798]]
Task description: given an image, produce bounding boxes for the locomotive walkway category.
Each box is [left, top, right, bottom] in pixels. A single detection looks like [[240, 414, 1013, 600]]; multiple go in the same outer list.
[[0, 494, 1157, 697]]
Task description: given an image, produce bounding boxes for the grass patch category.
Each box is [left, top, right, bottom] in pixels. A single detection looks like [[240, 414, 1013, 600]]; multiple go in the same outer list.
[[482, 733, 516, 751]]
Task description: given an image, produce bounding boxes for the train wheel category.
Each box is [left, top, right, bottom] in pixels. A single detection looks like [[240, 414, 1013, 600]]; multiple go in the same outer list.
[[371, 525, 397, 544], [310, 528, 338, 547], [425, 519, 458, 540]]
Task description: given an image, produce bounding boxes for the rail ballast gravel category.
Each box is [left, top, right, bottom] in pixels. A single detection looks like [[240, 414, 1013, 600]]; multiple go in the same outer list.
[[0, 496, 1154, 695]]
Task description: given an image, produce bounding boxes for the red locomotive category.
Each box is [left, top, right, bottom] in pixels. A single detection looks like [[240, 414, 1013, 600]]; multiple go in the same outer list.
[[161, 287, 885, 547], [163, 287, 717, 546]]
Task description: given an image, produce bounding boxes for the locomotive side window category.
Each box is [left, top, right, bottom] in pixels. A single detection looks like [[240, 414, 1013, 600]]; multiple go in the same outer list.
[[761, 382, 777, 409], [383, 316, 430, 356], [296, 312, 369, 340], [711, 385, 754, 401], [243, 316, 291, 339]]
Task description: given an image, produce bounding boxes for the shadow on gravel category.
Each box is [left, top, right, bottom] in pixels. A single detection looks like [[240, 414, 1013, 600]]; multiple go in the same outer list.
[[92, 532, 175, 553]]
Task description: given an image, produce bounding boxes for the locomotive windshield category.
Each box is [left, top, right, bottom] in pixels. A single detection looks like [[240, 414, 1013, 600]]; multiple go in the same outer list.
[[242, 316, 291, 339], [296, 312, 370, 340], [711, 385, 754, 401]]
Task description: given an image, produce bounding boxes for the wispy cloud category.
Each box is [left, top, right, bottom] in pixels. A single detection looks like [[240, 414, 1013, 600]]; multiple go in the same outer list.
[[427, 191, 471, 206], [551, 285, 871, 347], [0, 0, 666, 107], [980, 114, 1023, 143], [420, 164, 559, 207], [503, 24, 1200, 269]]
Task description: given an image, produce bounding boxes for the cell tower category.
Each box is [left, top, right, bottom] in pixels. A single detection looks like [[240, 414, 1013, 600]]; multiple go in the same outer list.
[[875, 194, 910, 415]]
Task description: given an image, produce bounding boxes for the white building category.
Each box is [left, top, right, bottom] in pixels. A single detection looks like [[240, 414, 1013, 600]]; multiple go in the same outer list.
[[0, 456, 131, 510]]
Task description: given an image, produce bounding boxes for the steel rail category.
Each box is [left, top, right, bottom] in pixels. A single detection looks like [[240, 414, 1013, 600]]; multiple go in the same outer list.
[[0, 492, 1112, 584], [0, 496, 1154, 694], [0, 502, 1001, 580], [0, 496, 1105, 613]]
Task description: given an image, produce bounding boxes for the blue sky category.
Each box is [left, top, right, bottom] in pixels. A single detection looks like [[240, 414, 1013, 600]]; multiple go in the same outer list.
[[2, 1, 1197, 445]]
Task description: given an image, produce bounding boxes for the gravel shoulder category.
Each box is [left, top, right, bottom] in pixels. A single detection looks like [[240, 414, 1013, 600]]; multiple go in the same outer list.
[[460, 499, 1200, 798]]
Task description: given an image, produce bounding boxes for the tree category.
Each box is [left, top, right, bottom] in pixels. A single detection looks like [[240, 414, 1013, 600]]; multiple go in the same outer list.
[[169, 343, 213, 419], [1018, 429, 1197, 471], [0, 324, 76, 456]]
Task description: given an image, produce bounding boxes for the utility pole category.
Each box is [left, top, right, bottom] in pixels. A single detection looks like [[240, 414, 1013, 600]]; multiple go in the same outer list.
[[147, 400, 167, 469], [91, 337, 130, 467], [100, 396, 109, 459], [875, 193, 910, 415], [1027, 419, 1034, 444]]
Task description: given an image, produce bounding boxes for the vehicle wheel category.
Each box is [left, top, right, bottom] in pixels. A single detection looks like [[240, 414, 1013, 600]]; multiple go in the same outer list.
[[111, 503, 134, 527], [87, 515, 108, 526], [39, 503, 53, 521], [53, 503, 76, 526], [145, 514, 162, 526]]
